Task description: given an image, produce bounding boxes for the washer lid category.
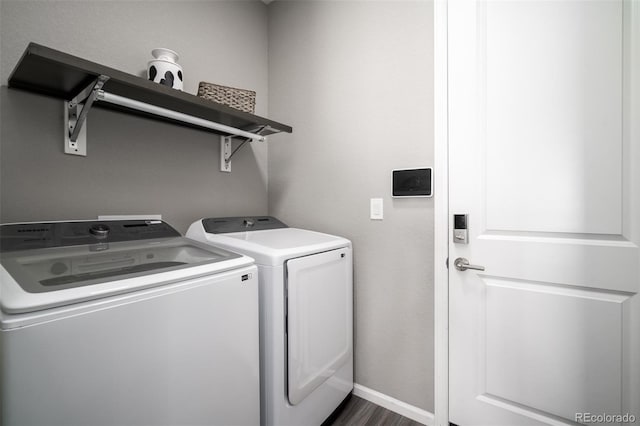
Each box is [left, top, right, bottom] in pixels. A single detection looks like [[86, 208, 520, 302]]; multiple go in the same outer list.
[[197, 227, 351, 266], [0, 236, 252, 314]]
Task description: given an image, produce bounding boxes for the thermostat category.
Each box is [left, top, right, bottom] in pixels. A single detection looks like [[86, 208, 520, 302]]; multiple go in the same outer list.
[[392, 168, 433, 197]]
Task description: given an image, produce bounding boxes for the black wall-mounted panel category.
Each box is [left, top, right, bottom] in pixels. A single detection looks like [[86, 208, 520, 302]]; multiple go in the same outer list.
[[392, 168, 433, 197]]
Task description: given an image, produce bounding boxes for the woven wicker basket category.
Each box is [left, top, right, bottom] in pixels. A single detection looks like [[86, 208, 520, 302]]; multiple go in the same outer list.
[[197, 81, 256, 113]]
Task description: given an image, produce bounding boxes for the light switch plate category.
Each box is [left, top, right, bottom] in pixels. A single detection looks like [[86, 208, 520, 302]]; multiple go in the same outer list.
[[370, 198, 383, 220]]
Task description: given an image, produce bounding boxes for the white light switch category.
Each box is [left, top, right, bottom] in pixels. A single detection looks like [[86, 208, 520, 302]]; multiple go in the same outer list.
[[370, 198, 383, 220]]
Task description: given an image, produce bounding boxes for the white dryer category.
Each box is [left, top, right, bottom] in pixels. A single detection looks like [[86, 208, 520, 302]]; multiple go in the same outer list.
[[187, 216, 353, 426], [0, 219, 260, 426]]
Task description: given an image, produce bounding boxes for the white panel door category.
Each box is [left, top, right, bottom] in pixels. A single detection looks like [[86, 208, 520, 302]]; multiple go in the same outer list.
[[448, 1, 640, 425], [286, 248, 352, 406]]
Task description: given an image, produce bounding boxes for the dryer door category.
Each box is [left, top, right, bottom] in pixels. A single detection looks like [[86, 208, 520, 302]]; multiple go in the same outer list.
[[286, 247, 353, 406]]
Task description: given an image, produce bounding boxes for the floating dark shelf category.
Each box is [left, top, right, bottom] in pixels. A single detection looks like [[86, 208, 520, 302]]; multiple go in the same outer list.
[[8, 42, 292, 136]]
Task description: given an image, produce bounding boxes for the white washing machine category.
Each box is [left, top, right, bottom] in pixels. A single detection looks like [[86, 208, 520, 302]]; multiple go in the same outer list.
[[187, 216, 353, 426], [0, 219, 260, 426]]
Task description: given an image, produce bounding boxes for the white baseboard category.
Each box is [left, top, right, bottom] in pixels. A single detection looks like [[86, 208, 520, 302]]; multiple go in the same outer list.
[[352, 383, 435, 426]]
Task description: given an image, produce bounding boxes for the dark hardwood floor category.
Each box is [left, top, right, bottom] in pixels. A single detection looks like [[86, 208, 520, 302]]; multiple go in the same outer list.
[[323, 394, 424, 426]]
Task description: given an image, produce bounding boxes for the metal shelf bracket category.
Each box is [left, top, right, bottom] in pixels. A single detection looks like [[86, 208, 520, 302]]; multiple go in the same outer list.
[[64, 75, 109, 156], [220, 125, 267, 173]]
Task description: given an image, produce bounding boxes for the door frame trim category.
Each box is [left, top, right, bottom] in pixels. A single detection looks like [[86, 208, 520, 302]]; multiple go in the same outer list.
[[433, 1, 450, 425]]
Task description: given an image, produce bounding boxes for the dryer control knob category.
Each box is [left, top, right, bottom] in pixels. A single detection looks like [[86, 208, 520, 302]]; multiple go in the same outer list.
[[243, 219, 255, 228], [89, 224, 110, 238]]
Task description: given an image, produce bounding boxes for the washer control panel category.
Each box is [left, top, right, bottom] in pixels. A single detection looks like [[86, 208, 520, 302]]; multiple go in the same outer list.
[[0, 220, 180, 252]]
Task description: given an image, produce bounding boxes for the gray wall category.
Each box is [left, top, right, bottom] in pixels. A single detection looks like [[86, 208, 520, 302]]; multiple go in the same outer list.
[[0, 0, 271, 232], [268, 1, 435, 412], [1, 0, 435, 414]]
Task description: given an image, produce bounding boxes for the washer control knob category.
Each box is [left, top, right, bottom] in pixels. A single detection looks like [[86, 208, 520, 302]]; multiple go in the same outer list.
[[243, 219, 255, 228], [89, 224, 110, 238]]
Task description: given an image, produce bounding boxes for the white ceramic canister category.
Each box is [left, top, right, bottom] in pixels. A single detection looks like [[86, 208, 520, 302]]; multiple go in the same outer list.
[[147, 48, 183, 90]]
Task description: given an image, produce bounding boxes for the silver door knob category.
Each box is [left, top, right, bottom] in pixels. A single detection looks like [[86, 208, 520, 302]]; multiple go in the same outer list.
[[454, 257, 485, 272]]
